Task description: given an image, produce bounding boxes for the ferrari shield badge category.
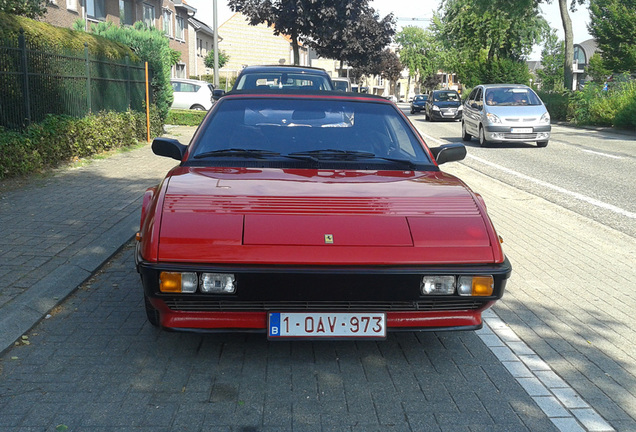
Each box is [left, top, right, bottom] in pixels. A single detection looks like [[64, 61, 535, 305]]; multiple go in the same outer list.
[[324, 234, 334, 244]]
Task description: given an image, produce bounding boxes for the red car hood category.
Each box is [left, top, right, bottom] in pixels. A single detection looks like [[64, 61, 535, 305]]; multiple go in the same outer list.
[[154, 167, 503, 265]]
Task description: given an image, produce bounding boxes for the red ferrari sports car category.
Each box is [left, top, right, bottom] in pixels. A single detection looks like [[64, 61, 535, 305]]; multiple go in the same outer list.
[[136, 90, 511, 339]]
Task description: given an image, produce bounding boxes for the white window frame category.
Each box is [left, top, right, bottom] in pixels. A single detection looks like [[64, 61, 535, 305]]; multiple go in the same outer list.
[[163, 9, 173, 37], [143, 3, 155, 29], [175, 15, 185, 41]]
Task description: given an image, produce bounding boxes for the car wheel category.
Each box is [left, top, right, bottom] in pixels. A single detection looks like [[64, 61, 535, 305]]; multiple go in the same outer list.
[[410, 108, 415, 114], [537, 141, 548, 148], [190, 104, 206, 111], [461, 122, 472, 141], [144, 296, 160, 327], [479, 126, 489, 147]]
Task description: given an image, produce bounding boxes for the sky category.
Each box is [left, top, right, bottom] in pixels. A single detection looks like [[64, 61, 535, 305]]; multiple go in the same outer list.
[[186, 0, 593, 61]]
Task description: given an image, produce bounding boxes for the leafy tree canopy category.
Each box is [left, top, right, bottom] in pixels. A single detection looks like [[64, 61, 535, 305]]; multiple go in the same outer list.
[[588, 0, 636, 73], [536, 28, 565, 91], [436, 0, 548, 62], [204, 50, 230, 69], [0, 0, 46, 18], [91, 21, 180, 120], [227, 0, 394, 67]]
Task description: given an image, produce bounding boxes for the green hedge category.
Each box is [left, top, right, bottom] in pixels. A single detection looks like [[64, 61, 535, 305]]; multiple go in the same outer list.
[[0, 109, 162, 179], [166, 109, 206, 126]]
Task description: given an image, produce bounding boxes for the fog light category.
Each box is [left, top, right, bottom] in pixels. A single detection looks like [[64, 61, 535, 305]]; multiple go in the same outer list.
[[201, 273, 236, 294], [421, 276, 455, 295], [159, 272, 197, 293], [458, 276, 494, 296]]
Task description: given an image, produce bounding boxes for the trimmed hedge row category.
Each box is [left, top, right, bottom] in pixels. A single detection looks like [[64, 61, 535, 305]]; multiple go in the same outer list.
[[0, 109, 162, 179], [166, 109, 207, 126]]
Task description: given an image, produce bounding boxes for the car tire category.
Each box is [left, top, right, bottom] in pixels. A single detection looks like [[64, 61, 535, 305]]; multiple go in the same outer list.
[[537, 141, 549, 147], [190, 104, 206, 111], [144, 296, 160, 327], [410, 108, 415, 114], [479, 126, 489, 147], [461, 122, 472, 141]]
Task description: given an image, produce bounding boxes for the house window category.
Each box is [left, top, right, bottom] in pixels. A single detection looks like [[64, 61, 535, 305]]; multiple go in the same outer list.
[[197, 38, 202, 56], [175, 64, 186, 78], [119, 0, 134, 25], [163, 9, 173, 37], [573, 46, 586, 65], [143, 3, 155, 28], [175, 16, 184, 40], [86, 0, 105, 20]]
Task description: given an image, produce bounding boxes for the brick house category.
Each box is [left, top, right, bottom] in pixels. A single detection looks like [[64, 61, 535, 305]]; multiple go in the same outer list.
[[218, 13, 309, 80], [41, 0, 201, 78], [188, 15, 218, 79]]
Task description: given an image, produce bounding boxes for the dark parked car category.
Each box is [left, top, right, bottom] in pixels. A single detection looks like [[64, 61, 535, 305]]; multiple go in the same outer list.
[[410, 94, 428, 114], [232, 65, 334, 91], [137, 89, 511, 338], [426, 89, 463, 121]]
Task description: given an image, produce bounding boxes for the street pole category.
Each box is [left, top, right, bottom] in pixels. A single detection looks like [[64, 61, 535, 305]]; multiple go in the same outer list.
[[213, 0, 219, 88]]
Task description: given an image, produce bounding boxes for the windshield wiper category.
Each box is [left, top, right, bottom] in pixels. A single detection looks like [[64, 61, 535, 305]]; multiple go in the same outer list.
[[193, 148, 281, 159], [369, 156, 419, 169], [288, 149, 375, 160]]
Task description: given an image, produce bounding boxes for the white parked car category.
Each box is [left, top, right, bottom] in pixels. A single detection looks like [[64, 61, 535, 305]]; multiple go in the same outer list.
[[170, 78, 214, 111], [462, 84, 551, 147]]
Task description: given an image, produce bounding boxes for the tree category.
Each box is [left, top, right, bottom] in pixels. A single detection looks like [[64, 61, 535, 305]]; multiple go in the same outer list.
[[0, 0, 46, 18], [395, 27, 439, 99], [536, 0, 586, 90], [433, 0, 546, 85], [204, 50, 230, 69], [91, 21, 180, 121], [308, 2, 394, 71], [436, 0, 548, 62], [380, 49, 403, 96], [586, 52, 611, 83], [227, 0, 394, 67], [536, 29, 564, 91], [588, 0, 636, 73]]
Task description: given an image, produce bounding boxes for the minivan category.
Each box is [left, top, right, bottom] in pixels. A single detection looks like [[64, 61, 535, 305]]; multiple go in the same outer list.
[[462, 84, 551, 147]]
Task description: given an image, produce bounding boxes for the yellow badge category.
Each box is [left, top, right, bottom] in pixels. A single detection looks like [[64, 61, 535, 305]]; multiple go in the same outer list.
[[324, 234, 334, 244]]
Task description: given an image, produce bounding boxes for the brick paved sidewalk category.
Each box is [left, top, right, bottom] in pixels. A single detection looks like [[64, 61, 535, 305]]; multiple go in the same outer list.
[[0, 125, 195, 354]]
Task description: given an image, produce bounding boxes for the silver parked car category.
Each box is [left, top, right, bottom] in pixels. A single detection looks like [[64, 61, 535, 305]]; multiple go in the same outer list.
[[171, 78, 215, 111], [462, 84, 551, 147]]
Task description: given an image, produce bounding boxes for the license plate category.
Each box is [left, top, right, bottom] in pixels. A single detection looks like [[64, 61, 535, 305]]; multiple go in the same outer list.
[[511, 127, 533, 133], [268, 312, 386, 339]]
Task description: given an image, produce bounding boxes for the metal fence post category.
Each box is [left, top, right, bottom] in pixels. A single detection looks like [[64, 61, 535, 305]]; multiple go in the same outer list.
[[125, 55, 131, 109], [85, 42, 91, 114], [18, 28, 31, 126]]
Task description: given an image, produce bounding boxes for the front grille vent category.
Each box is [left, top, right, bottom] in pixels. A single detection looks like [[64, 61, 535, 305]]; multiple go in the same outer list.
[[164, 299, 486, 312]]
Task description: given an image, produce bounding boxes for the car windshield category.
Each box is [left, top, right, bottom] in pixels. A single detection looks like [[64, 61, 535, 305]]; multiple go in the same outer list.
[[433, 91, 460, 102], [332, 80, 350, 91], [485, 88, 543, 106], [414, 95, 426, 101], [234, 73, 333, 91], [189, 98, 433, 169]]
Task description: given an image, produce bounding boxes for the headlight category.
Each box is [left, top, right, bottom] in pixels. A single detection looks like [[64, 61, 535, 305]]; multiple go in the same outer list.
[[200, 273, 236, 294], [458, 105, 463, 111], [540, 112, 551, 123], [421, 276, 455, 295], [159, 272, 198, 293], [486, 113, 501, 124], [432, 105, 440, 111], [458, 276, 494, 296]]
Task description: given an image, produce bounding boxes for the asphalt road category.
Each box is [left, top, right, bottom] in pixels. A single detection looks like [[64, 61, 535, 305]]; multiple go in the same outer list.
[[406, 111, 636, 238]]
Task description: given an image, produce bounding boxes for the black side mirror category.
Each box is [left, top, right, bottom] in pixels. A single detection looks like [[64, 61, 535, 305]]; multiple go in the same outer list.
[[213, 89, 225, 100], [152, 137, 187, 161], [431, 143, 467, 165]]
